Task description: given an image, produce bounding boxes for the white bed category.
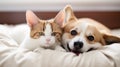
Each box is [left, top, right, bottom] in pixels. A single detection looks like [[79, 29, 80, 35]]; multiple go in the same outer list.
[[0, 29, 120, 67]]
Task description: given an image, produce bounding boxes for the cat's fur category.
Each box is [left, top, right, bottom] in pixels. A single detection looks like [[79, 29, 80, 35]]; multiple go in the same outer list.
[[0, 10, 65, 51]]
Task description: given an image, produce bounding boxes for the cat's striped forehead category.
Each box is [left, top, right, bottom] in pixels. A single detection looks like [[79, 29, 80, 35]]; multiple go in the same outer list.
[[43, 19, 62, 33], [44, 21, 53, 36], [30, 19, 62, 38]]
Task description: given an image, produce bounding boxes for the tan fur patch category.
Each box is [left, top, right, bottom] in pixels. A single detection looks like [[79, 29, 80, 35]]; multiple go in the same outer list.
[[63, 20, 77, 32], [30, 20, 45, 39], [63, 19, 79, 39], [51, 21, 62, 42], [85, 25, 104, 45], [78, 18, 111, 33]]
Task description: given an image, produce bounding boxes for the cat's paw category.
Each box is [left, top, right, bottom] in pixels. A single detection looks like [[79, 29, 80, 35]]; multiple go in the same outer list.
[[33, 47, 44, 53]]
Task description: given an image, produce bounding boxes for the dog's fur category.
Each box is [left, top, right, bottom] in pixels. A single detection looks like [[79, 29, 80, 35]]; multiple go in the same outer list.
[[56, 5, 120, 53]]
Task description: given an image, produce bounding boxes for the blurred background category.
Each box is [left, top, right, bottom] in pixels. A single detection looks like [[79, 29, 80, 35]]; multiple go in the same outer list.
[[0, 0, 120, 29]]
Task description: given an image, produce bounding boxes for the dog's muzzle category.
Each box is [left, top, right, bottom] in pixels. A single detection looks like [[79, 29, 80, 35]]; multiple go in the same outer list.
[[74, 41, 83, 49], [67, 43, 82, 55]]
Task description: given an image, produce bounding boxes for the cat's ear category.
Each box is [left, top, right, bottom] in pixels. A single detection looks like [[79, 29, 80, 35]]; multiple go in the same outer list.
[[54, 5, 76, 28], [26, 10, 39, 27]]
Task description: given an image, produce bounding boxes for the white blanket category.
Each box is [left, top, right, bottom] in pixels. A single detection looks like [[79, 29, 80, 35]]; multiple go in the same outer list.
[[0, 29, 120, 67]]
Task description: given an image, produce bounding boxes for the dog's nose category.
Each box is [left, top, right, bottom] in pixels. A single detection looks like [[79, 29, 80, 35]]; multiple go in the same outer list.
[[74, 41, 83, 49]]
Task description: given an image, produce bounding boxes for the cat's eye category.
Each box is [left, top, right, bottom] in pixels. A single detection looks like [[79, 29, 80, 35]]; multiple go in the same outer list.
[[87, 35, 94, 41], [71, 30, 78, 36], [51, 32, 57, 36], [39, 32, 44, 36]]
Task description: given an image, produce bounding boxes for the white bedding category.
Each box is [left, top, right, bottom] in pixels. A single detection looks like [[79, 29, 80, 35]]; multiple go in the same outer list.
[[0, 29, 120, 67]]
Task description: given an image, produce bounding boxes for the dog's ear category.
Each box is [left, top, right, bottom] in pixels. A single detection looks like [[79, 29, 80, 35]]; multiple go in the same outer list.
[[26, 10, 39, 27], [54, 5, 76, 28], [102, 33, 120, 45]]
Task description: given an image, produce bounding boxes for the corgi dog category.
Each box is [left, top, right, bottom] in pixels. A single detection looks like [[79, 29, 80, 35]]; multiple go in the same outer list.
[[55, 5, 120, 54]]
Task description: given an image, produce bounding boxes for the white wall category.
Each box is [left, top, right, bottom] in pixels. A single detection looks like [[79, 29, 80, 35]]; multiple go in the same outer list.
[[0, 0, 120, 11]]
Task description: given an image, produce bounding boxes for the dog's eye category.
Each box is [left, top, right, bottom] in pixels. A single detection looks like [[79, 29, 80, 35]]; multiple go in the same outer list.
[[87, 35, 94, 41], [71, 30, 78, 36]]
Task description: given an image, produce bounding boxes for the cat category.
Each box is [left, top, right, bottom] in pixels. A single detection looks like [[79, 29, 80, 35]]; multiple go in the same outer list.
[[0, 10, 65, 51]]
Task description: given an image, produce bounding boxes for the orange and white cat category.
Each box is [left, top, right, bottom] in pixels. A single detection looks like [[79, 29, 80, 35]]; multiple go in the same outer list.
[[0, 10, 65, 51]]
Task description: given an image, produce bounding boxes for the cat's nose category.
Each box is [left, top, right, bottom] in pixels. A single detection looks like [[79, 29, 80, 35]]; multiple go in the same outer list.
[[46, 38, 51, 42]]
